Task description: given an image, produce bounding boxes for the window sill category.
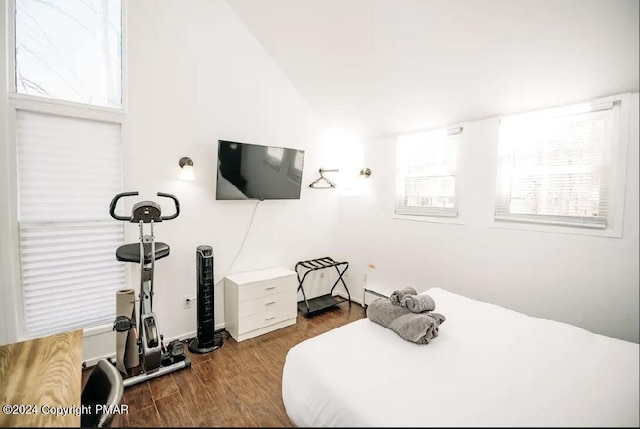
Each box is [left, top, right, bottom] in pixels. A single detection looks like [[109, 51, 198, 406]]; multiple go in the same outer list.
[[9, 92, 126, 122], [392, 214, 465, 225], [490, 220, 623, 238], [83, 324, 114, 337]]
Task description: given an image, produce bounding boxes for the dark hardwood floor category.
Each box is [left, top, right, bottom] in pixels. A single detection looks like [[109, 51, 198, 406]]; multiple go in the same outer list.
[[83, 302, 366, 427]]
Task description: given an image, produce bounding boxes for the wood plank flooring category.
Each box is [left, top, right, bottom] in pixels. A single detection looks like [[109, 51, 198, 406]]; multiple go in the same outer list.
[[82, 302, 366, 427]]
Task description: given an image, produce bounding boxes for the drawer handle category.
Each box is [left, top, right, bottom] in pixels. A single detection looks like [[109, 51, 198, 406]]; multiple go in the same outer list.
[[265, 301, 276, 305], [265, 286, 276, 290], [265, 316, 276, 321]]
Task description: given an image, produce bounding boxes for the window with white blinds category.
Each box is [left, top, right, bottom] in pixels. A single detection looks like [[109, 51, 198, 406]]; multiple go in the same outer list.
[[17, 110, 124, 337], [265, 146, 285, 170], [495, 100, 620, 229], [395, 127, 462, 217], [288, 150, 304, 181]]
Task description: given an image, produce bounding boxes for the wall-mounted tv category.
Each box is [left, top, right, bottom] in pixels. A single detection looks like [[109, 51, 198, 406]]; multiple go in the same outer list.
[[216, 140, 305, 200]]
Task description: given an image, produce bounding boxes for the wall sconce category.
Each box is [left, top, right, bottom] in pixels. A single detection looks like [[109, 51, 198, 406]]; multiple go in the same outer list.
[[179, 157, 195, 181], [359, 168, 372, 178]]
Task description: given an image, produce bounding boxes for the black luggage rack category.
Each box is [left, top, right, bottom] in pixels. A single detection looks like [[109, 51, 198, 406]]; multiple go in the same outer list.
[[296, 256, 351, 317]]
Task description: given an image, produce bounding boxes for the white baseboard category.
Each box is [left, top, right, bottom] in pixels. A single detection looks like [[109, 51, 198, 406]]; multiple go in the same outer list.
[[83, 322, 226, 368], [84, 353, 118, 368], [334, 291, 364, 306]]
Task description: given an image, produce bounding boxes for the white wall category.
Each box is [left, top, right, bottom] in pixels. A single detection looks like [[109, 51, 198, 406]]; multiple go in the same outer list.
[[1, 0, 343, 359], [338, 94, 639, 343]]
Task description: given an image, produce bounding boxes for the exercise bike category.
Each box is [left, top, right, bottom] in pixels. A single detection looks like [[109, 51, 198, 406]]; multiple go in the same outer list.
[[109, 191, 191, 388]]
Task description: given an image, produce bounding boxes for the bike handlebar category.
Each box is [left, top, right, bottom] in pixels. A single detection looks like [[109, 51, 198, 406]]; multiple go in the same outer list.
[[157, 192, 180, 220], [109, 191, 180, 222], [109, 191, 139, 221]]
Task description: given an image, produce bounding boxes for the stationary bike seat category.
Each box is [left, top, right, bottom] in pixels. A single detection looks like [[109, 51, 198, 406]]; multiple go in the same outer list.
[[116, 242, 170, 264]]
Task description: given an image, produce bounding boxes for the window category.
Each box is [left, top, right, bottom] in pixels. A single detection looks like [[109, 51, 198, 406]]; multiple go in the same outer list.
[[495, 95, 628, 232], [265, 146, 284, 170], [288, 150, 304, 181], [395, 127, 462, 217], [11, 0, 124, 337], [14, 0, 122, 107]]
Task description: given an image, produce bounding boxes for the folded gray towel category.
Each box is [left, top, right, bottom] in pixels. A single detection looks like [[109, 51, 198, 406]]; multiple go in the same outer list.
[[389, 287, 418, 306], [401, 294, 435, 313], [367, 298, 445, 344]]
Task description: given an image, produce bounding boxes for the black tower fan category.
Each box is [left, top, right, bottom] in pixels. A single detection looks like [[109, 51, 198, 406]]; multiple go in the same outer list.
[[189, 245, 223, 353]]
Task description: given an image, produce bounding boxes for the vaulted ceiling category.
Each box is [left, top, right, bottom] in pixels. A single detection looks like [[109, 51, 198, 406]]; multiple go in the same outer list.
[[227, 0, 639, 139]]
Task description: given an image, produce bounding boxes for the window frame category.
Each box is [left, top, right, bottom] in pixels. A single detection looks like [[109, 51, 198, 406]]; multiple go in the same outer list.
[[5, 0, 128, 341], [394, 126, 463, 221], [491, 93, 631, 238], [11, 0, 125, 109]]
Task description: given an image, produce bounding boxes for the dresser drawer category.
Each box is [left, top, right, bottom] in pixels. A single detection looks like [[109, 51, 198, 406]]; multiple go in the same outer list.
[[238, 291, 294, 316], [238, 297, 296, 334], [238, 277, 296, 302]]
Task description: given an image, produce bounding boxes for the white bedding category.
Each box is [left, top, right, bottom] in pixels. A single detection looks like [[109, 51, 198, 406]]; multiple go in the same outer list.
[[282, 288, 639, 427], [217, 169, 249, 199]]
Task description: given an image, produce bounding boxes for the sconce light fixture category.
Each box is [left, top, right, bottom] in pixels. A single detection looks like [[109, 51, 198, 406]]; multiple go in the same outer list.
[[179, 156, 195, 181], [359, 168, 372, 178]]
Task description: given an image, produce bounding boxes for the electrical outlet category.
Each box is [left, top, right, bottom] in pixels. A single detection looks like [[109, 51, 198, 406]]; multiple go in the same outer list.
[[320, 272, 325, 278], [183, 296, 192, 309]]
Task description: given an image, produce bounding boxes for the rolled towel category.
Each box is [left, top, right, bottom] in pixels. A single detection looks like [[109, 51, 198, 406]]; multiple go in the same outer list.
[[401, 294, 435, 313], [389, 287, 418, 306], [367, 298, 445, 344]]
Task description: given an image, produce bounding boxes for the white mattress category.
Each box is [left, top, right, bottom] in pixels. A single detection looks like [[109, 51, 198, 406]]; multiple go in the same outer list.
[[282, 288, 639, 427]]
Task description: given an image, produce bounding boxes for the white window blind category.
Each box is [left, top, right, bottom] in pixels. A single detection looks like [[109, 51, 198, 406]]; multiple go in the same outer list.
[[288, 150, 304, 181], [495, 101, 617, 229], [265, 146, 285, 170], [395, 127, 462, 217], [17, 110, 124, 337]]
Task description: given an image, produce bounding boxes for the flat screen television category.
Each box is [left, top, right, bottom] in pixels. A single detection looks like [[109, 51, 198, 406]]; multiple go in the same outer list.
[[216, 140, 305, 200]]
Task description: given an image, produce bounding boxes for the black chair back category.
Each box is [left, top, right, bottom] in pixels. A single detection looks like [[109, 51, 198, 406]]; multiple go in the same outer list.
[[81, 359, 124, 428]]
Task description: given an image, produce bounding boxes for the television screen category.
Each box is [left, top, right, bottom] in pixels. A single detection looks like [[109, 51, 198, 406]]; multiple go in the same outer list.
[[216, 140, 305, 200]]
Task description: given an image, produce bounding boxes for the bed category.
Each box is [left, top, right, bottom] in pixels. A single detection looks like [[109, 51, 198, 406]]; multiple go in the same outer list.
[[282, 288, 639, 427], [217, 169, 249, 199]]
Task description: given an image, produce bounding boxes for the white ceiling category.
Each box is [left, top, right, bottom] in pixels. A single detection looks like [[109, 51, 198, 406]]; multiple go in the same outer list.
[[227, 0, 640, 139]]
